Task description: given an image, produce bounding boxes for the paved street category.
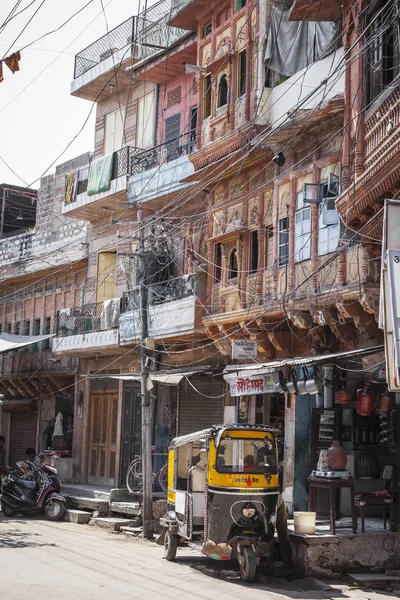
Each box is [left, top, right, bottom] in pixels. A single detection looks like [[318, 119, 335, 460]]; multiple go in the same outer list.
[[0, 514, 398, 600]]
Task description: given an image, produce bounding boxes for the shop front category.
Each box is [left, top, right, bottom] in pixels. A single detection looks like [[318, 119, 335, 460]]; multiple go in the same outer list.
[[224, 345, 400, 577]]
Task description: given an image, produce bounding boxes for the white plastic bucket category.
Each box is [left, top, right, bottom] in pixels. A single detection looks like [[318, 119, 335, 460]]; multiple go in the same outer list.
[[293, 511, 316, 534]]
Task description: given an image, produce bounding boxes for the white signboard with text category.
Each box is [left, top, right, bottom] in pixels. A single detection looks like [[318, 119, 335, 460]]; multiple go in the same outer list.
[[231, 340, 258, 360]]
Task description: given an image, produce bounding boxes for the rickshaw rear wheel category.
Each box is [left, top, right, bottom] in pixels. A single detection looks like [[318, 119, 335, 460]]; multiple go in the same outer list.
[[164, 529, 178, 561], [239, 547, 257, 582]]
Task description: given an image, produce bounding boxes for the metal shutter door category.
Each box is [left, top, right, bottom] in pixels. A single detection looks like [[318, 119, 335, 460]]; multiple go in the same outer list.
[[9, 411, 37, 467], [178, 377, 224, 436]]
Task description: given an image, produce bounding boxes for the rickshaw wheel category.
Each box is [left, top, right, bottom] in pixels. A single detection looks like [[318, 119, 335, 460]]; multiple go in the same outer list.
[[239, 547, 257, 582], [164, 529, 178, 561]]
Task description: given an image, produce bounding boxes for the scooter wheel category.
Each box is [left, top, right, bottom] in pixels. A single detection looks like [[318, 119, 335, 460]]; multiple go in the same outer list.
[[44, 499, 65, 521], [239, 547, 257, 582], [164, 529, 178, 561], [1, 502, 15, 518]]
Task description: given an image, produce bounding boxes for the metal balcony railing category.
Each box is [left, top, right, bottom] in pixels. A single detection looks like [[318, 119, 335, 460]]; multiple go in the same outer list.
[[136, 0, 187, 61], [121, 273, 197, 313], [56, 300, 121, 337], [74, 17, 135, 79], [112, 132, 196, 178]]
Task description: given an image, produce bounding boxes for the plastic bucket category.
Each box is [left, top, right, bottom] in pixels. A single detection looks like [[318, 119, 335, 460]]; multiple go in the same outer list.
[[293, 511, 316, 534]]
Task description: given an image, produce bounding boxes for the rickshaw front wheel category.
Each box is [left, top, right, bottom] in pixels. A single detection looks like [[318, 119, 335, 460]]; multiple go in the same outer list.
[[164, 529, 178, 561], [239, 546, 257, 582]]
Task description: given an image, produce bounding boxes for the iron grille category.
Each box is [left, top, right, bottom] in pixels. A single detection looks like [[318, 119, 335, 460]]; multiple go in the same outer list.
[[74, 17, 135, 79], [121, 274, 196, 313], [57, 301, 121, 337], [165, 113, 181, 161]]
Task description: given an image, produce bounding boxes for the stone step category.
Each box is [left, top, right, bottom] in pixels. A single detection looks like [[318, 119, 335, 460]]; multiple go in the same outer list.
[[89, 517, 137, 531], [349, 573, 400, 589], [110, 501, 140, 516], [120, 526, 143, 536], [68, 496, 109, 513], [64, 509, 92, 525]]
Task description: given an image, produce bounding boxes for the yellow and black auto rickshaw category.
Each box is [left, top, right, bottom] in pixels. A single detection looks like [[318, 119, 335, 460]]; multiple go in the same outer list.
[[160, 424, 287, 582]]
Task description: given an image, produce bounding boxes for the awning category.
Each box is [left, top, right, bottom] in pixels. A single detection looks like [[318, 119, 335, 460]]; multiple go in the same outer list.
[[223, 345, 385, 379], [91, 368, 211, 386], [0, 332, 54, 354]]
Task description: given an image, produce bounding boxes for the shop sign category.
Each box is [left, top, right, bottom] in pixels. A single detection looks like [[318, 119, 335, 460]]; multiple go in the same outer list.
[[232, 340, 258, 360], [229, 373, 279, 396]]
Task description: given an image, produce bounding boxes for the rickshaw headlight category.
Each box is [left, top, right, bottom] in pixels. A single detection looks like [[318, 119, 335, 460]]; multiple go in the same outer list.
[[242, 504, 256, 518]]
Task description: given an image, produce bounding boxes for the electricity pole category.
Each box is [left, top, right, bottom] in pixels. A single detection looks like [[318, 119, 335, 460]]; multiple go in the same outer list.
[[137, 206, 154, 539]]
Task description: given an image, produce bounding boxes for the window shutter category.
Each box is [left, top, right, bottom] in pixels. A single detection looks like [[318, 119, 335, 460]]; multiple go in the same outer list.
[[165, 113, 181, 160]]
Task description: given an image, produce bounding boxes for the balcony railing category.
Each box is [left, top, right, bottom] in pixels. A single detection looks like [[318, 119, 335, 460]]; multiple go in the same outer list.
[[74, 17, 135, 79], [112, 132, 196, 178], [122, 273, 197, 312], [56, 300, 121, 337], [136, 0, 187, 61]]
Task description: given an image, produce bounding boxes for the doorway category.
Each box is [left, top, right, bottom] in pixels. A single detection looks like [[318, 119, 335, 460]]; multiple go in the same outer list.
[[87, 384, 119, 485]]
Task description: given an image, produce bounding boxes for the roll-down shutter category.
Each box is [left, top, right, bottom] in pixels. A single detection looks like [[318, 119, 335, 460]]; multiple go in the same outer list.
[[9, 410, 37, 467], [178, 376, 224, 436]]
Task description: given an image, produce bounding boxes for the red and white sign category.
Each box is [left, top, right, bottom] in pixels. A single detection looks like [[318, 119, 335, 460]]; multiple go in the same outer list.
[[229, 373, 279, 396]]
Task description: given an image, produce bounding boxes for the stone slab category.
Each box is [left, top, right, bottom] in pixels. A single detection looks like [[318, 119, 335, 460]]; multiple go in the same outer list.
[[109, 501, 140, 516], [68, 496, 109, 513], [64, 509, 91, 525], [349, 573, 400, 589], [289, 531, 400, 579], [89, 517, 136, 531]]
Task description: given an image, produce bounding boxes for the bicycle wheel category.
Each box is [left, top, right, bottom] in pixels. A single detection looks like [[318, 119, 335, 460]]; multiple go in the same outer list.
[[126, 459, 143, 493], [158, 463, 168, 493]]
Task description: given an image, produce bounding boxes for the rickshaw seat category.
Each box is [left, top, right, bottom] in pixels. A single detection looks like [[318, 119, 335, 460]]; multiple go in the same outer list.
[[190, 467, 206, 492]]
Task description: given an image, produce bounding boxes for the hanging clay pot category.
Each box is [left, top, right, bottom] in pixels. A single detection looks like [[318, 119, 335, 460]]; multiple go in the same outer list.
[[335, 390, 352, 405], [376, 392, 395, 416], [356, 385, 375, 417], [327, 441, 347, 470]]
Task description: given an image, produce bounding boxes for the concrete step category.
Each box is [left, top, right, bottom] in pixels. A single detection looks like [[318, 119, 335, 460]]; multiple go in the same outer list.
[[64, 509, 92, 525], [120, 526, 143, 536], [68, 496, 109, 513], [349, 573, 400, 589], [110, 501, 140, 516], [62, 484, 112, 500], [89, 517, 137, 532]]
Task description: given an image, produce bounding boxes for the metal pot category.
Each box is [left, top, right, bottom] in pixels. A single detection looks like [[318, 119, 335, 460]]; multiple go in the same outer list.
[[286, 376, 298, 395], [296, 369, 308, 395], [305, 370, 323, 395]]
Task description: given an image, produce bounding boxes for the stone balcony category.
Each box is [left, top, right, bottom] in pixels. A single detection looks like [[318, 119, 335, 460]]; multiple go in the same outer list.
[[120, 273, 205, 343], [52, 300, 121, 357]]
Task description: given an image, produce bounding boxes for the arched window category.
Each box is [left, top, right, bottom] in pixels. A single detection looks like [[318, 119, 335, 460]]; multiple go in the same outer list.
[[229, 248, 238, 279], [218, 74, 228, 108], [215, 243, 222, 282]]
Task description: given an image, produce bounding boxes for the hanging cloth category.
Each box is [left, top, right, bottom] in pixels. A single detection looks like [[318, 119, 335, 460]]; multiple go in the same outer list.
[[265, 7, 336, 77], [53, 412, 64, 437], [5, 51, 21, 74]]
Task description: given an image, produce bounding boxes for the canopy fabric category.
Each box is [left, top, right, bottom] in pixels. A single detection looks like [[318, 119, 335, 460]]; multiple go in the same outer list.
[[0, 332, 54, 354], [223, 345, 385, 378], [95, 370, 203, 385]]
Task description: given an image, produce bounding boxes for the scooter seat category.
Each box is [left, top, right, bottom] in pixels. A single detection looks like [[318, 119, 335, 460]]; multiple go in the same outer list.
[[15, 477, 37, 491]]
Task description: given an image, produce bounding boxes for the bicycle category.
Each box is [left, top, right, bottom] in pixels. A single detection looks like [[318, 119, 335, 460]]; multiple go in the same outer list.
[[126, 446, 168, 494]]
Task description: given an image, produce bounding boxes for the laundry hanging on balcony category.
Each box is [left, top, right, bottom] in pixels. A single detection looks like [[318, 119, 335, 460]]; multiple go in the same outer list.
[[265, 4, 337, 77], [87, 153, 114, 196], [64, 171, 77, 205]]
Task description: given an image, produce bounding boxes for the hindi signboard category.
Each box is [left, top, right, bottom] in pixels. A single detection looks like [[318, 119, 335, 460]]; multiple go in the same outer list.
[[231, 340, 258, 360], [229, 373, 279, 396]]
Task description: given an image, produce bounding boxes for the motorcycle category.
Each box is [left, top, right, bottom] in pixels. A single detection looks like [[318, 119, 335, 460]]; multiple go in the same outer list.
[[0, 460, 66, 521]]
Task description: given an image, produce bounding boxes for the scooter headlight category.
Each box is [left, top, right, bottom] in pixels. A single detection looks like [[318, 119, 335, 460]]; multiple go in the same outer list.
[[242, 503, 256, 518]]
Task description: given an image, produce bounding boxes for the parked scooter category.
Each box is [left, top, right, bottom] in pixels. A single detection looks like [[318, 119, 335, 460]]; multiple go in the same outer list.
[[0, 460, 66, 520]]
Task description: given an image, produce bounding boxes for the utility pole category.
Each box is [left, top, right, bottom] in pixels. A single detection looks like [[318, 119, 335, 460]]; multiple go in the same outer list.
[[137, 206, 154, 539]]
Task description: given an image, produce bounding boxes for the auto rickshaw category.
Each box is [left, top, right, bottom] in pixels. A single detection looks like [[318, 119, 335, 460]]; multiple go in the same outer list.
[[160, 424, 287, 582]]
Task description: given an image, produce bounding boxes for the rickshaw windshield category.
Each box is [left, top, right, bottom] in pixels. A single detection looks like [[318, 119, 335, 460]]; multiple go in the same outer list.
[[216, 437, 277, 474]]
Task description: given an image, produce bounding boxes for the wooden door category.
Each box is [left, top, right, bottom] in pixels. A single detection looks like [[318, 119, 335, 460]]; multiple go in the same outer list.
[[88, 391, 119, 485], [96, 251, 117, 303]]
